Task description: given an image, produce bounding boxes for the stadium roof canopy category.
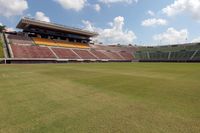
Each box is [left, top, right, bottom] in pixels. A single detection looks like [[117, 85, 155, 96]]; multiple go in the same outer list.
[[16, 17, 98, 37]]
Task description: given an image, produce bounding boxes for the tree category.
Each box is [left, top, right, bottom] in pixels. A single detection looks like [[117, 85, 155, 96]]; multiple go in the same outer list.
[[0, 25, 6, 33]]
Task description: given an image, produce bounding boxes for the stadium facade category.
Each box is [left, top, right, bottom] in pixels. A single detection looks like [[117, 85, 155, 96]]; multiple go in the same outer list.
[[0, 17, 200, 64]]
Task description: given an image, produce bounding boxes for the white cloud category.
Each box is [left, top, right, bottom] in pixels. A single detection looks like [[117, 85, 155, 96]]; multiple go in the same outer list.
[[35, 12, 50, 22], [82, 20, 95, 31], [5, 27, 15, 32], [141, 18, 167, 27], [99, 0, 137, 4], [54, 0, 87, 11], [147, 10, 155, 16], [83, 16, 136, 45], [94, 4, 101, 12], [0, 0, 28, 17], [162, 0, 200, 21], [192, 37, 200, 43], [153, 27, 188, 44], [0, 23, 2, 26]]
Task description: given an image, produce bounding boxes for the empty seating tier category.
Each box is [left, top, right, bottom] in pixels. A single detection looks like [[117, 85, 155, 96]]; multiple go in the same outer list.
[[73, 49, 97, 59], [33, 38, 90, 49], [193, 50, 200, 60], [90, 44, 137, 53], [135, 43, 200, 61], [6, 33, 135, 61], [119, 52, 134, 60], [52, 48, 80, 59], [11, 44, 56, 58], [90, 49, 110, 59], [8, 34, 33, 45], [9, 44, 134, 61], [102, 51, 124, 60]]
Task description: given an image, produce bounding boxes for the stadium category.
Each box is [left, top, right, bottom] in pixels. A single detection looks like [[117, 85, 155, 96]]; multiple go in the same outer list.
[[0, 18, 136, 64], [0, 0, 200, 133], [0, 17, 200, 63]]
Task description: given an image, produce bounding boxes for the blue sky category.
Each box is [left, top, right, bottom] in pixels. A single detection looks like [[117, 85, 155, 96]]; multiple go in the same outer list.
[[0, 0, 200, 45]]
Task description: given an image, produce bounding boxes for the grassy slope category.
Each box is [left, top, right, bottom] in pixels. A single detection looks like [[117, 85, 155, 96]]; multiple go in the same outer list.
[[0, 63, 199, 133], [0, 39, 4, 58]]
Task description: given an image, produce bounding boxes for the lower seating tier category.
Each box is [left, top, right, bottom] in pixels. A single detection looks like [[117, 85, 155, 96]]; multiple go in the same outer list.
[[73, 49, 97, 59], [192, 50, 200, 60], [11, 44, 56, 58], [102, 51, 124, 60], [10, 44, 134, 61], [119, 52, 134, 60], [52, 48, 80, 59], [135, 50, 200, 60], [90, 50, 110, 59]]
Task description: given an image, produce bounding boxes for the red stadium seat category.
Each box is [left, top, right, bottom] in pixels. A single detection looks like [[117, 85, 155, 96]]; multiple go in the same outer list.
[[52, 48, 80, 59], [11, 44, 56, 58]]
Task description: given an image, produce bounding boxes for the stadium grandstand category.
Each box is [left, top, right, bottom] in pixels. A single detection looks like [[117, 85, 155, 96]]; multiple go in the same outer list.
[[0, 17, 135, 64], [135, 43, 200, 62], [0, 17, 200, 63]]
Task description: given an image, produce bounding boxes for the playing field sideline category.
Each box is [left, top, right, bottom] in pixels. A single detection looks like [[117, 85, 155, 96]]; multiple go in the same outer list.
[[0, 63, 200, 133]]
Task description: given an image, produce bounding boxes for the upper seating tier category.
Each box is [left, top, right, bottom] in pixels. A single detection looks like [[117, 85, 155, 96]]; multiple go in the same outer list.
[[33, 38, 90, 49], [8, 34, 33, 45]]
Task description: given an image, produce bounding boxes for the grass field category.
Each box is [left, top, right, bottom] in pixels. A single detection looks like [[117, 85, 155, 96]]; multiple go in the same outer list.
[[0, 63, 200, 133]]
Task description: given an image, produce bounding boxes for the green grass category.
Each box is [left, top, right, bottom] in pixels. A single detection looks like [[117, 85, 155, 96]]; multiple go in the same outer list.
[[0, 63, 200, 133], [0, 39, 4, 58]]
